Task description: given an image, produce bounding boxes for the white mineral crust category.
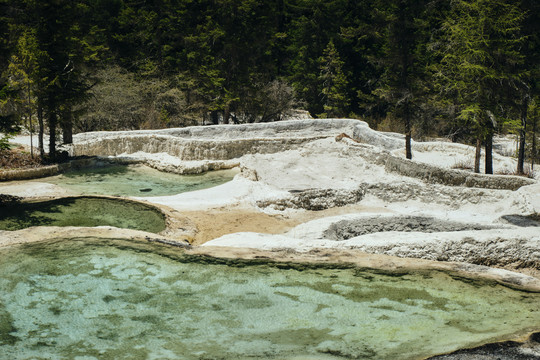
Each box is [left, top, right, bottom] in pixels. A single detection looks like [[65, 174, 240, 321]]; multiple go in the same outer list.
[[7, 118, 540, 271]]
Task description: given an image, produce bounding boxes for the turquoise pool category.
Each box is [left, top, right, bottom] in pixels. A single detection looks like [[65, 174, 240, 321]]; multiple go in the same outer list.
[[0, 239, 538, 359]]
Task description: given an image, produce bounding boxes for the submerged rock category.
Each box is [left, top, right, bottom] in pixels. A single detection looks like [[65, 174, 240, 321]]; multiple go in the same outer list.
[[428, 332, 540, 360]]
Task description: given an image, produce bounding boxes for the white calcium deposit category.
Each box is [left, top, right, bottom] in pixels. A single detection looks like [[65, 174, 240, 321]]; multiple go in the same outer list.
[[6, 118, 540, 272]]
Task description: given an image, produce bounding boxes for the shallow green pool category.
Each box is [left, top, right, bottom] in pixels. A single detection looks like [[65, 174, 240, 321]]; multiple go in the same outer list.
[[0, 239, 538, 360], [0, 197, 166, 233], [42, 165, 237, 197]]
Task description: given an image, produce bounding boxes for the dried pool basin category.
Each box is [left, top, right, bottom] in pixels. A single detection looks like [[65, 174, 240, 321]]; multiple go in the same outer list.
[[0, 238, 538, 360], [0, 197, 166, 233]]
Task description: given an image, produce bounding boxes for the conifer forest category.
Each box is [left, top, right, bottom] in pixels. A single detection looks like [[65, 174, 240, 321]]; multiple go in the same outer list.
[[0, 0, 539, 171]]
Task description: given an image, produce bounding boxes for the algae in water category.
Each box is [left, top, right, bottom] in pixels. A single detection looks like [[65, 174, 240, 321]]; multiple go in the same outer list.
[[0, 239, 538, 359]]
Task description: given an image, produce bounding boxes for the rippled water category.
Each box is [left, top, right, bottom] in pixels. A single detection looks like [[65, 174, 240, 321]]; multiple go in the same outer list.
[[43, 165, 237, 197], [0, 239, 538, 360], [0, 197, 166, 233]]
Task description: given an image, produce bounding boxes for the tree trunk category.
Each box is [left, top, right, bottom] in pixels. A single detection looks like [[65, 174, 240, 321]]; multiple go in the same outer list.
[[405, 133, 412, 160], [62, 123, 73, 144], [485, 133, 493, 174], [37, 105, 44, 159], [532, 111, 537, 172], [27, 86, 33, 158], [474, 137, 481, 173], [48, 111, 57, 161], [61, 109, 73, 144], [517, 96, 528, 174], [223, 107, 230, 125], [405, 103, 412, 160], [210, 110, 219, 125]]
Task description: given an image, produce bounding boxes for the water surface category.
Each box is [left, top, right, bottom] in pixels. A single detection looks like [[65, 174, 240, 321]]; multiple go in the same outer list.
[[43, 164, 237, 197], [0, 197, 166, 233], [0, 239, 538, 360]]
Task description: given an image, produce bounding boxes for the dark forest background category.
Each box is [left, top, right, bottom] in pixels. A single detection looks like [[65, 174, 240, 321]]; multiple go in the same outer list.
[[0, 0, 539, 172]]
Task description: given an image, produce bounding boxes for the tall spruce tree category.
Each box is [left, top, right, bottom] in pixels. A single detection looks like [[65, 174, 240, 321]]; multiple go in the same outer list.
[[0, 0, 19, 150], [318, 40, 349, 118], [340, 1, 387, 121], [435, 0, 525, 174], [516, 0, 540, 174], [286, 0, 348, 116], [373, 0, 429, 160], [13, 0, 106, 159], [7, 28, 41, 157], [530, 97, 539, 170]]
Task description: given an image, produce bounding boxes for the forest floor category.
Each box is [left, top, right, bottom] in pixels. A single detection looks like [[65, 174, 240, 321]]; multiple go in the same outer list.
[[0, 145, 43, 170]]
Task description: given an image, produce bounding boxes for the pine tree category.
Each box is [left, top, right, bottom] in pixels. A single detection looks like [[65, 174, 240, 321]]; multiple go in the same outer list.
[[10, 0, 106, 159], [516, 0, 540, 174], [0, 84, 19, 150], [530, 97, 539, 171], [0, 0, 20, 150], [286, 0, 349, 117], [435, 0, 525, 174], [318, 40, 349, 118], [7, 28, 41, 157], [373, 0, 429, 160], [340, 1, 387, 121]]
